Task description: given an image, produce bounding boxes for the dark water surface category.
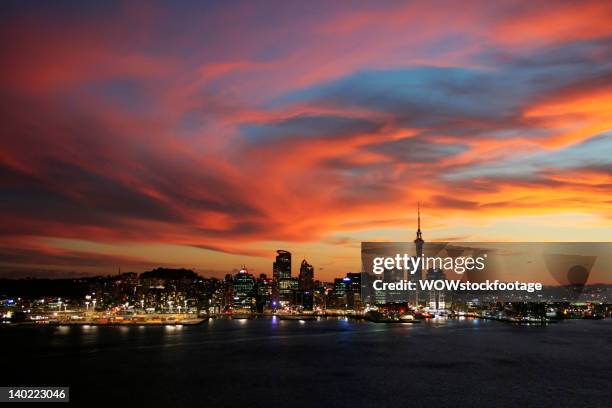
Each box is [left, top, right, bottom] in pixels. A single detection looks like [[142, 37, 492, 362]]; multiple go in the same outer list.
[[2, 318, 611, 407]]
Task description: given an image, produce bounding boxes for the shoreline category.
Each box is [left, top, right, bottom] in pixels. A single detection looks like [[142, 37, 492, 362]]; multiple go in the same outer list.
[[3, 315, 609, 327]]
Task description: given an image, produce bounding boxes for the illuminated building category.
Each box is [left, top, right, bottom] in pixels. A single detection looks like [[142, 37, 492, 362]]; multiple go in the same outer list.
[[256, 274, 273, 312], [273, 250, 291, 281], [233, 268, 255, 311], [345, 273, 362, 310], [332, 278, 349, 308], [426, 268, 447, 312], [298, 259, 314, 291], [298, 259, 315, 310], [384, 268, 405, 303], [273, 250, 292, 303]]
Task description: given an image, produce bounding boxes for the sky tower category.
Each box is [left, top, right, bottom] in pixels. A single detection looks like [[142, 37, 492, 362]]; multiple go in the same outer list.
[[414, 202, 424, 281]]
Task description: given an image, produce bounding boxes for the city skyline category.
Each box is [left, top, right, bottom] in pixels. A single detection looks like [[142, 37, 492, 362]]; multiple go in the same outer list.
[[1, 1, 612, 281]]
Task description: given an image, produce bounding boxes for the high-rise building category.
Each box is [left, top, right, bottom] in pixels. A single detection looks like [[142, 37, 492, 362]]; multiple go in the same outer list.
[[314, 280, 327, 309], [273, 250, 292, 303], [273, 250, 291, 281], [332, 277, 349, 308], [345, 272, 362, 310], [298, 259, 315, 310], [223, 273, 234, 312], [426, 268, 446, 312], [233, 268, 255, 311], [384, 267, 405, 303], [256, 274, 273, 312], [298, 259, 314, 291]]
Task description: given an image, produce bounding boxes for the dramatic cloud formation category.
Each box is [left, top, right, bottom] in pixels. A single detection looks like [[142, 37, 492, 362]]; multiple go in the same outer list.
[[1, 0, 611, 282]]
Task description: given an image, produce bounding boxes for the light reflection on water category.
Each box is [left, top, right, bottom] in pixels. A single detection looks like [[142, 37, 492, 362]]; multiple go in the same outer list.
[[47, 316, 541, 342]]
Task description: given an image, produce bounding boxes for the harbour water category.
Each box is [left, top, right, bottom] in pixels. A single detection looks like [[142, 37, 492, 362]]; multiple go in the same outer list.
[[2, 318, 611, 407]]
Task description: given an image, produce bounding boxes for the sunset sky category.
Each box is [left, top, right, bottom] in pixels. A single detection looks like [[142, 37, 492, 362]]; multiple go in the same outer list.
[[1, 0, 611, 281]]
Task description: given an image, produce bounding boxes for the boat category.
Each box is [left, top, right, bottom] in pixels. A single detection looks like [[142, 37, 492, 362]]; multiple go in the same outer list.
[[176, 318, 207, 325], [414, 311, 434, 319], [364, 311, 420, 323], [399, 314, 418, 322]]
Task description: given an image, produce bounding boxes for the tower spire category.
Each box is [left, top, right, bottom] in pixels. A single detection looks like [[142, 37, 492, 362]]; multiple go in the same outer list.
[[413, 202, 425, 297], [416, 202, 423, 241]]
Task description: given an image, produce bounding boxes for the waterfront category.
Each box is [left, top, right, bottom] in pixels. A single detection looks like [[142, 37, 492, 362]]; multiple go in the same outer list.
[[2, 318, 611, 407]]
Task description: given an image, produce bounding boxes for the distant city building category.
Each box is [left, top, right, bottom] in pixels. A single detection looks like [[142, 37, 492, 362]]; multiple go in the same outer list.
[[345, 272, 362, 310], [298, 259, 315, 310], [332, 277, 349, 308], [298, 259, 314, 291], [313, 280, 327, 309], [256, 274, 273, 312], [273, 250, 291, 281], [233, 268, 255, 311], [384, 268, 405, 303], [223, 273, 234, 311], [426, 268, 446, 311], [273, 250, 293, 303]]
